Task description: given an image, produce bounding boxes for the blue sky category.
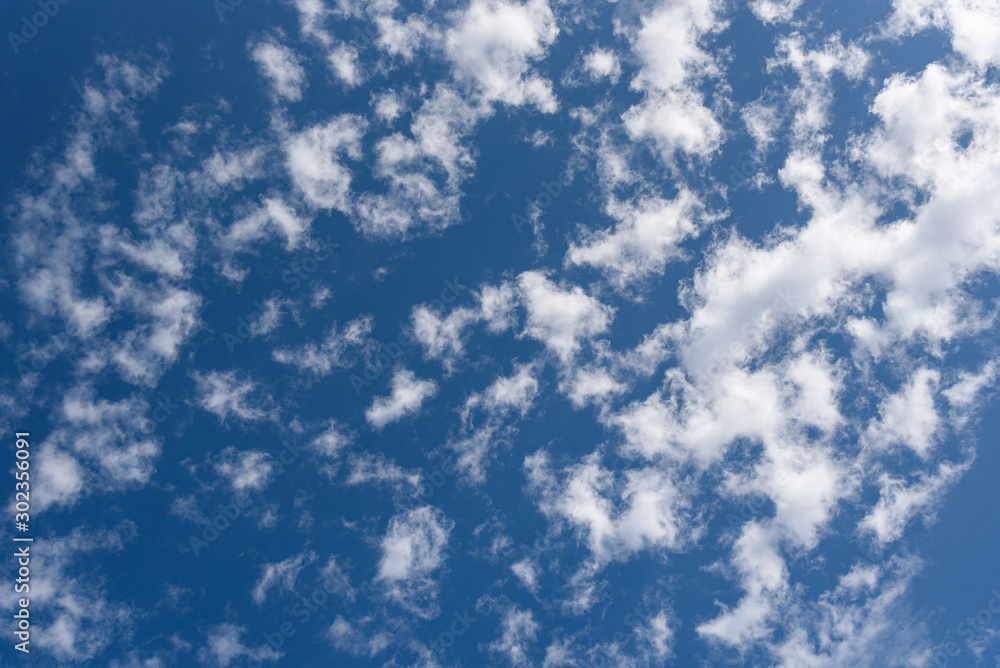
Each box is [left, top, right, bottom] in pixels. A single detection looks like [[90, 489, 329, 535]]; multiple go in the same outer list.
[[1, 0, 999, 666]]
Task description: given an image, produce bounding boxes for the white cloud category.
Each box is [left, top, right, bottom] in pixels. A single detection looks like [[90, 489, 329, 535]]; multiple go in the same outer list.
[[749, 0, 804, 24], [354, 84, 484, 238], [697, 521, 789, 646], [517, 271, 614, 366], [860, 459, 970, 544], [193, 371, 275, 424], [445, 0, 559, 112], [468, 362, 540, 417], [252, 551, 317, 605], [375, 13, 437, 62], [0, 522, 139, 662], [562, 366, 626, 408], [411, 304, 481, 372], [213, 447, 276, 492], [376, 506, 453, 618], [449, 362, 540, 481], [636, 611, 676, 661], [371, 89, 405, 122], [366, 369, 438, 429], [327, 615, 393, 658], [284, 115, 367, 212], [223, 197, 314, 257], [32, 388, 163, 511], [250, 39, 307, 102], [525, 451, 694, 568], [864, 368, 941, 457], [885, 0, 1000, 68], [310, 420, 352, 459], [487, 607, 540, 666], [273, 314, 374, 375], [328, 44, 363, 86], [566, 189, 719, 290], [769, 556, 933, 667], [110, 285, 201, 386], [511, 558, 540, 593], [199, 623, 281, 667], [248, 297, 283, 337], [346, 452, 422, 492], [622, 0, 727, 163], [583, 48, 621, 83], [33, 446, 85, 512]]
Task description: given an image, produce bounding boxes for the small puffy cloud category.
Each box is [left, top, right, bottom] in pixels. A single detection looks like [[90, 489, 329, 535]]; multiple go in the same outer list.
[[749, 0, 804, 24], [511, 558, 540, 593], [110, 285, 202, 386], [376, 506, 454, 618], [345, 452, 421, 493], [273, 314, 374, 376], [371, 90, 405, 122], [445, 0, 560, 112], [284, 115, 366, 212], [696, 521, 789, 646], [859, 460, 970, 545], [583, 48, 621, 83], [328, 44, 363, 87], [252, 551, 317, 605], [411, 304, 481, 372], [32, 388, 162, 511], [524, 452, 695, 568], [354, 85, 482, 238], [517, 271, 614, 366], [449, 363, 540, 481], [562, 366, 626, 408], [566, 189, 719, 290], [199, 623, 281, 667], [366, 369, 438, 429], [33, 446, 85, 512], [223, 197, 314, 255], [327, 616, 392, 659], [410, 279, 515, 372], [463, 362, 540, 419], [213, 447, 276, 492], [250, 39, 307, 102], [310, 420, 352, 460], [192, 371, 275, 424], [487, 607, 540, 666], [622, 0, 726, 163], [636, 611, 676, 662], [864, 368, 941, 457]]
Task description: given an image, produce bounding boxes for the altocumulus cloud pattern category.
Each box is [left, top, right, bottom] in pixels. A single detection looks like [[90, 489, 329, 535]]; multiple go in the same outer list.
[[1, 0, 1000, 666]]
